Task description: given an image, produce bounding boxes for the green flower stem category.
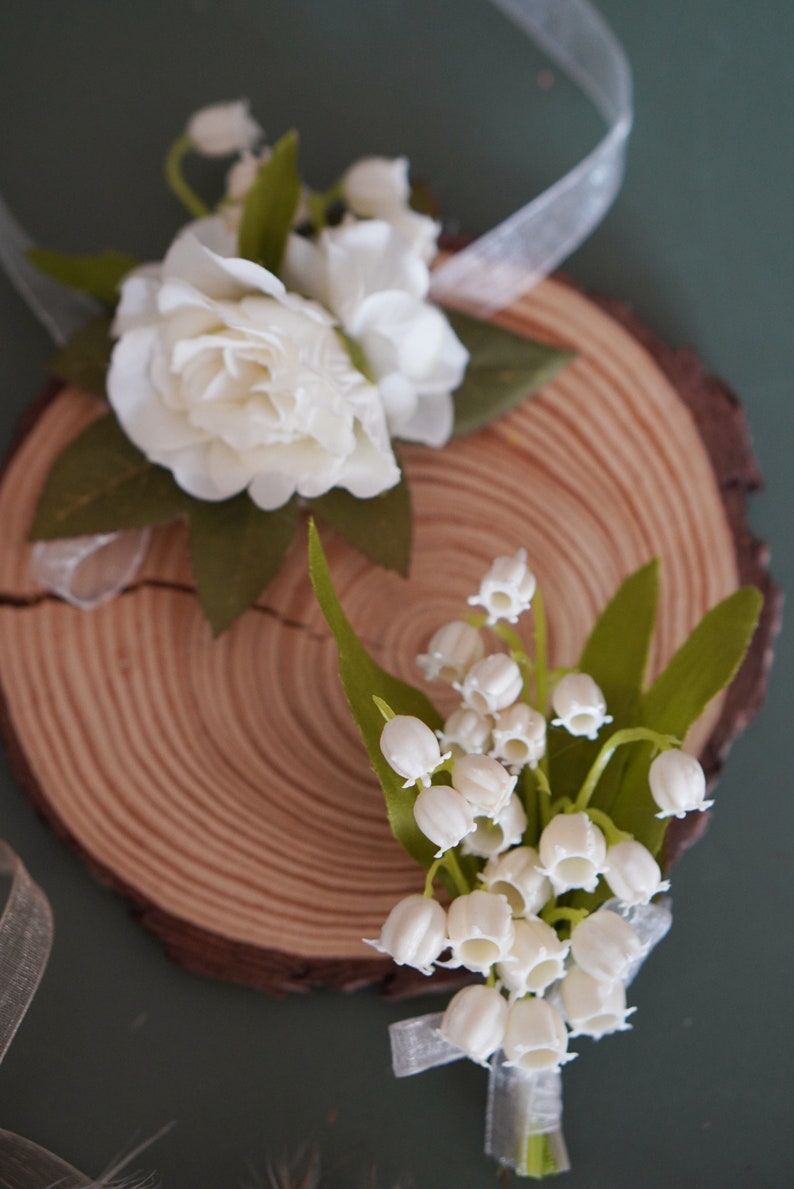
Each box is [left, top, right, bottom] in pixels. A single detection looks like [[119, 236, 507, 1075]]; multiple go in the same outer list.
[[443, 849, 471, 896], [532, 588, 548, 715], [423, 858, 444, 898], [521, 1132, 564, 1180], [541, 906, 589, 928], [573, 727, 679, 813], [533, 765, 553, 830], [584, 806, 633, 846], [165, 134, 211, 219]]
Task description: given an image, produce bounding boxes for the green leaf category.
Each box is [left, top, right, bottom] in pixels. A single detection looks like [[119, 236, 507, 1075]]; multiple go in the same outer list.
[[237, 129, 301, 273], [310, 471, 412, 576], [26, 247, 139, 305], [446, 310, 573, 438], [188, 495, 299, 637], [334, 327, 376, 384], [48, 316, 115, 399], [308, 520, 440, 868], [29, 414, 192, 540]]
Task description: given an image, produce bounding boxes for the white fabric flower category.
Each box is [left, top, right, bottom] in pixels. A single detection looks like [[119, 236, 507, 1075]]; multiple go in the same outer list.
[[551, 673, 613, 740], [438, 707, 493, 757], [468, 549, 536, 625], [649, 750, 713, 819], [446, 890, 514, 974], [413, 785, 475, 857], [490, 702, 547, 771], [480, 847, 552, 917], [186, 100, 262, 157], [109, 229, 400, 511], [560, 967, 635, 1039], [537, 812, 608, 894], [380, 715, 449, 788], [458, 654, 524, 716], [416, 620, 484, 684], [283, 219, 467, 446], [604, 840, 670, 906], [364, 894, 447, 975], [570, 909, 644, 984], [498, 916, 570, 998], [439, 984, 508, 1067], [452, 754, 516, 817], [342, 156, 440, 263], [503, 998, 575, 1074], [461, 793, 528, 860]]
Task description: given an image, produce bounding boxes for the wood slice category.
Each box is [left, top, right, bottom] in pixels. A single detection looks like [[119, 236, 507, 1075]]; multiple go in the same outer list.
[[0, 277, 780, 994]]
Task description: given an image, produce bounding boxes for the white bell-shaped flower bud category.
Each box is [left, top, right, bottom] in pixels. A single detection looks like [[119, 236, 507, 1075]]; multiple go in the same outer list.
[[503, 997, 575, 1074], [551, 673, 613, 740], [342, 156, 410, 217], [604, 840, 670, 906], [459, 654, 524, 716], [452, 754, 516, 817], [481, 847, 552, 917], [560, 966, 636, 1038], [462, 793, 528, 860], [439, 984, 508, 1067], [417, 620, 484, 684], [570, 909, 644, 984], [468, 549, 536, 625], [363, 894, 447, 975], [446, 890, 515, 973], [490, 702, 547, 771], [380, 715, 448, 788], [497, 916, 570, 997], [537, 811, 607, 894], [438, 706, 493, 757], [413, 785, 475, 857], [186, 100, 263, 157], [648, 749, 713, 819]]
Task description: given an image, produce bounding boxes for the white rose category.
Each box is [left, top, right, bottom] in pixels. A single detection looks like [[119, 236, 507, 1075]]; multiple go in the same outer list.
[[108, 226, 400, 511], [283, 219, 468, 447], [186, 100, 262, 157]]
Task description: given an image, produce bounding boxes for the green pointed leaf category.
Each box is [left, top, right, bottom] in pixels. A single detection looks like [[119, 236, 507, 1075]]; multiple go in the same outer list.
[[188, 495, 299, 637], [26, 248, 139, 305], [446, 310, 573, 438], [310, 471, 411, 576], [308, 520, 440, 868], [29, 414, 192, 540], [237, 129, 300, 273], [48, 316, 115, 399]]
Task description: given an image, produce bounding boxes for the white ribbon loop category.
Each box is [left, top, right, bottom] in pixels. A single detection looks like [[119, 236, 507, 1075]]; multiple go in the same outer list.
[[607, 896, 673, 987], [30, 528, 151, 610], [0, 841, 54, 1066], [389, 1011, 466, 1078]]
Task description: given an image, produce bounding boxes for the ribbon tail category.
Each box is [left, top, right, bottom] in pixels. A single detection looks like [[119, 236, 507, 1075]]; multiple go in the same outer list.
[[0, 841, 54, 1065], [31, 528, 151, 611], [389, 1011, 467, 1077]]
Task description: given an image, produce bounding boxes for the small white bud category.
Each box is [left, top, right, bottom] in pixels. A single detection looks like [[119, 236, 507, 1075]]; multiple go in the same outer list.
[[438, 706, 493, 756], [186, 100, 262, 157], [342, 156, 410, 217], [413, 785, 475, 857], [480, 847, 552, 916], [648, 750, 713, 819], [459, 654, 523, 716], [452, 754, 516, 817], [225, 148, 270, 202], [468, 549, 536, 624], [560, 966, 636, 1038], [503, 997, 575, 1074], [537, 812, 607, 894], [439, 984, 508, 1066], [490, 702, 547, 771], [446, 890, 515, 973], [461, 794, 528, 859], [363, 894, 446, 975], [497, 917, 570, 998], [380, 715, 448, 788], [570, 909, 644, 984], [551, 673, 613, 740], [417, 621, 484, 684], [604, 840, 670, 906]]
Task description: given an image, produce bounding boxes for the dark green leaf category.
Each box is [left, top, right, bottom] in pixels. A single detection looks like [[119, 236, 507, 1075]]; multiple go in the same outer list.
[[237, 129, 301, 273], [29, 414, 191, 540], [189, 495, 298, 636], [310, 470, 411, 576], [334, 327, 376, 384], [446, 310, 573, 438], [27, 248, 139, 305], [308, 520, 440, 868], [48, 316, 115, 399]]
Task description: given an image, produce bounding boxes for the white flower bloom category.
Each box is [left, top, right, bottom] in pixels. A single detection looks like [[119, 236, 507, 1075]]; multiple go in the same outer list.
[[380, 715, 448, 788], [560, 966, 635, 1038], [109, 229, 400, 511], [481, 847, 552, 917], [439, 984, 508, 1066], [283, 219, 467, 446], [452, 754, 516, 817], [438, 707, 493, 757], [186, 100, 262, 157], [503, 998, 575, 1074], [551, 673, 613, 740], [604, 840, 670, 906], [416, 620, 484, 684], [342, 156, 440, 263], [458, 654, 524, 717], [446, 890, 514, 973], [363, 894, 447, 975], [461, 794, 528, 859], [537, 812, 607, 894], [413, 785, 475, 857], [490, 702, 547, 771], [498, 917, 570, 998], [649, 749, 713, 819], [570, 909, 644, 984], [467, 549, 536, 625]]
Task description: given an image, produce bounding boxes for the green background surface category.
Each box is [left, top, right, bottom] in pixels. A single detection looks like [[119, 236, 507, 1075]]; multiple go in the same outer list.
[[0, 2, 791, 1185]]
